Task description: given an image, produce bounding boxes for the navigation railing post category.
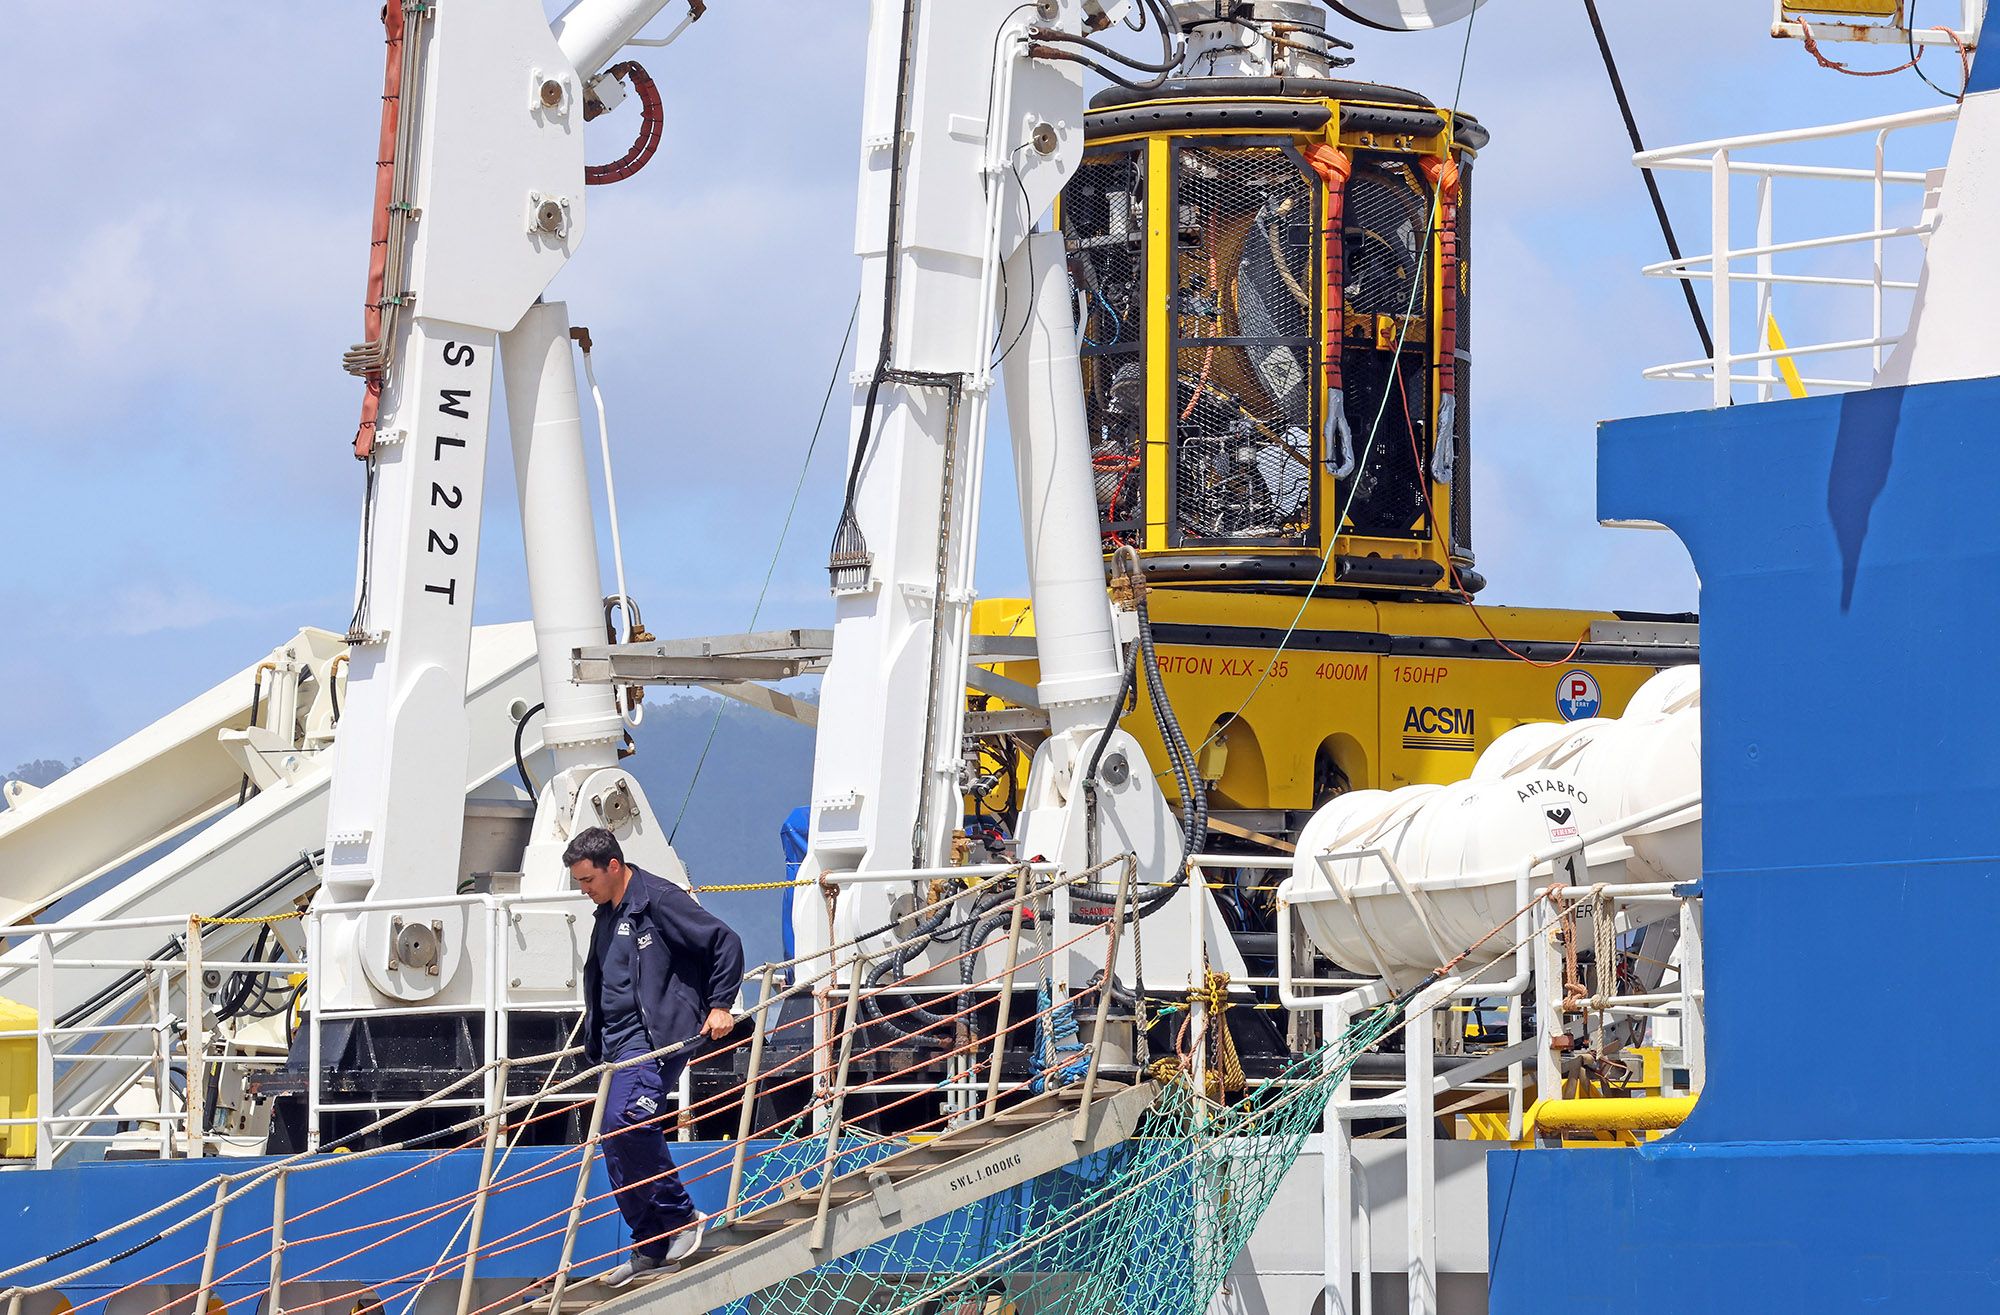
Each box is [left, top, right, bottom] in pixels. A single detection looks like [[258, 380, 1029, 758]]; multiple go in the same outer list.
[[723, 965, 777, 1224], [981, 864, 1033, 1120], [266, 1169, 288, 1315], [455, 1058, 509, 1315], [35, 933, 53, 1169], [1710, 147, 1734, 407], [193, 1176, 228, 1315], [1533, 899, 1564, 1110], [1072, 854, 1134, 1142], [306, 910, 323, 1152], [545, 1067, 614, 1312], [1187, 859, 1209, 1100], [1680, 889, 1707, 1090], [185, 916, 206, 1158], [154, 967, 173, 1159], [809, 957, 867, 1253]]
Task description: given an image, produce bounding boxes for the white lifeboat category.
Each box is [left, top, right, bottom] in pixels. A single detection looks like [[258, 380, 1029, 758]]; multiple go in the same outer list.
[[1281, 666, 1702, 987]]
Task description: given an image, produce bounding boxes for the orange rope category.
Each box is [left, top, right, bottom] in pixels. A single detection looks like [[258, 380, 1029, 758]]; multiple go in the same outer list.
[[1799, 22, 1970, 98]]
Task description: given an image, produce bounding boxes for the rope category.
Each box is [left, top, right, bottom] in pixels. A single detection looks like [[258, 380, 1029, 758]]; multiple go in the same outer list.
[[670, 294, 859, 842], [1798, 20, 1967, 87], [687, 877, 818, 893], [195, 911, 302, 927]]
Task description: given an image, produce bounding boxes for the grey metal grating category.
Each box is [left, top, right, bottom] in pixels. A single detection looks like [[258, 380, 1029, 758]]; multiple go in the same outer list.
[[1172, 143, 1317, 546]]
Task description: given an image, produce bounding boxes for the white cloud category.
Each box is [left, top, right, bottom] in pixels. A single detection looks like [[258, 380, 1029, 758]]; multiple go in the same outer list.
[[30, 206, 173, 353]]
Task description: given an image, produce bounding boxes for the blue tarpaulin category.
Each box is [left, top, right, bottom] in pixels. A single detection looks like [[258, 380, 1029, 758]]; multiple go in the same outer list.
[[778, 804, 809, 965]]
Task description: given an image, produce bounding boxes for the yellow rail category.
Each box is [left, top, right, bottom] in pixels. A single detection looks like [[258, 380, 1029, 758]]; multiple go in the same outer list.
[[1529, 1095, 1696, 1136]]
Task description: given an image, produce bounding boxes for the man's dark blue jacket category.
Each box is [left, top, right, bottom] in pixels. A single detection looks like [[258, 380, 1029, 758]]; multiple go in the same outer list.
[[583, 866, 745, 1076]]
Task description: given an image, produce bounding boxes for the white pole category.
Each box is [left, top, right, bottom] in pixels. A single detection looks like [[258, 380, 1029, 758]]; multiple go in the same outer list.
[[1404, 1002, 1435, 1315], [1872, 128, 1888, 373], [1711, 149, 1734, 408], [35, 935, 53, 1170], [497, 302, 626, 782], [1755, 174, 1774, 403], [1322, 996, 1360, 1315], [1680, 893, 1706, 1090]]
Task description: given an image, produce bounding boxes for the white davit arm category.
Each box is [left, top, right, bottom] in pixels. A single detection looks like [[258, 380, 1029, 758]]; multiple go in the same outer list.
[[322, 0, 691, 1012], [796, 0, 1245, 985]]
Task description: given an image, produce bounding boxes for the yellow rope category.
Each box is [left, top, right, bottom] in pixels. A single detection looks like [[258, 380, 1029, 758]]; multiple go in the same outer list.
[[690, 877, 818, 893], [196, 911, 303, 927]]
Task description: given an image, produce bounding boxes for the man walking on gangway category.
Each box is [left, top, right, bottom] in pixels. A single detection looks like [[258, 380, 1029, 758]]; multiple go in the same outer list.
[[567, 827, 744, 1285]]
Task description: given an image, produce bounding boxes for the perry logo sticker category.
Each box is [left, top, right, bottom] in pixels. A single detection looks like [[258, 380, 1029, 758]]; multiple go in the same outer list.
[[1556, 670, 1601, 722], [637, 932, 653, 950], [1544, 805, 1579, 842]]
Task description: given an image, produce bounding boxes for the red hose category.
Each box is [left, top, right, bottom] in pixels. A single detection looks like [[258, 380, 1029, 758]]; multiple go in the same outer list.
[[1301, 144, 1352, 406], [1419, 154, 1462, 402], [585, 62, 663, 186], [352, 2, 403, 461]]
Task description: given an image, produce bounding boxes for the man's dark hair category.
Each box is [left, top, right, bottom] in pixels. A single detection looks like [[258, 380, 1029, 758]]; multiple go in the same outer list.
[[561, 826, 625, 869]]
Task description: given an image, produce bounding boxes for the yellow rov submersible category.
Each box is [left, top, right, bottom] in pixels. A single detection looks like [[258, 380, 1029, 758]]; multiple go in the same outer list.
[[971, 5, 1696, 867]]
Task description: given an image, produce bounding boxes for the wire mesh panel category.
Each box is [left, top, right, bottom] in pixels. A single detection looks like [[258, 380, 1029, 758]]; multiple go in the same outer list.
[[1170, 142, 1317, 547], [723, 1007, 1402, 1315], [1335, 152, 1434, 540], [1066, 148, 1147, 547]]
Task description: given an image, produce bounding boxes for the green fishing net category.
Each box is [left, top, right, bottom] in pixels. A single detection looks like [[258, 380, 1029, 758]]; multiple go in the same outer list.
[[722, 1003, 1398, 1315]]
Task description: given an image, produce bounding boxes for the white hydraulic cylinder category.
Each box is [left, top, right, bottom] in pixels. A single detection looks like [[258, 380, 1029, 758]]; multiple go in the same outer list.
[[998, 231, 1125, 735], [806, 0, 1090, 887], [499, 301, 626, 781], [550, 0, 681, 80]]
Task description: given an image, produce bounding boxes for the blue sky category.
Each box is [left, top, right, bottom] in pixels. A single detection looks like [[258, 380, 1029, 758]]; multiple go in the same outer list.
[[0, 1, 1962, 768]]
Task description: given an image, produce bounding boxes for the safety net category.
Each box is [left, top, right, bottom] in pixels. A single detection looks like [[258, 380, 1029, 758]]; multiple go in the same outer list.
[[722, 1001, 1400, 1315]]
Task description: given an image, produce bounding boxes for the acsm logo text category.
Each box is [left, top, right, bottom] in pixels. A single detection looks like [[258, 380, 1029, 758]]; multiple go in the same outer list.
[[1404, 706, 1474, 736]]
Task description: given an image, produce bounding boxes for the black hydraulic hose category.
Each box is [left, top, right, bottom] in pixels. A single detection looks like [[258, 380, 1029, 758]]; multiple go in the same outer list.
[[1581, 0, 1715, 362], [1080, 643, 1139, 815], [829, 0, 920, 572], [1137, 591, 1205, 854], [215, 924, 273, 1021], [514, 701, 545, 798], [1031, 26, 1179, 73], [859, 890, 1016, 1038], [1032, 46, 1173, 91], [57, 850, 323, 1032], [237, 666, 269, 807]]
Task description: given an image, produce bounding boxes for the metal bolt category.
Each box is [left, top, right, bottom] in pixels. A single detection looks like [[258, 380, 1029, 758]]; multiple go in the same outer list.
[[1031, 122, 1060, 156], [510, 977, 522, 988], [1035, 0, 1058, 15], [536, 200, 565, 234], [539, 78, 564, 109]]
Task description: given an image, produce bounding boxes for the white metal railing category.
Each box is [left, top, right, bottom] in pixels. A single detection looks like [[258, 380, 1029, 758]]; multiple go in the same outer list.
[[1265, 792, 1704, 1315], [0, 858, 1150, 1315], [0, 855, 1150, 1174], [1637, 103, 1958, 406]]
